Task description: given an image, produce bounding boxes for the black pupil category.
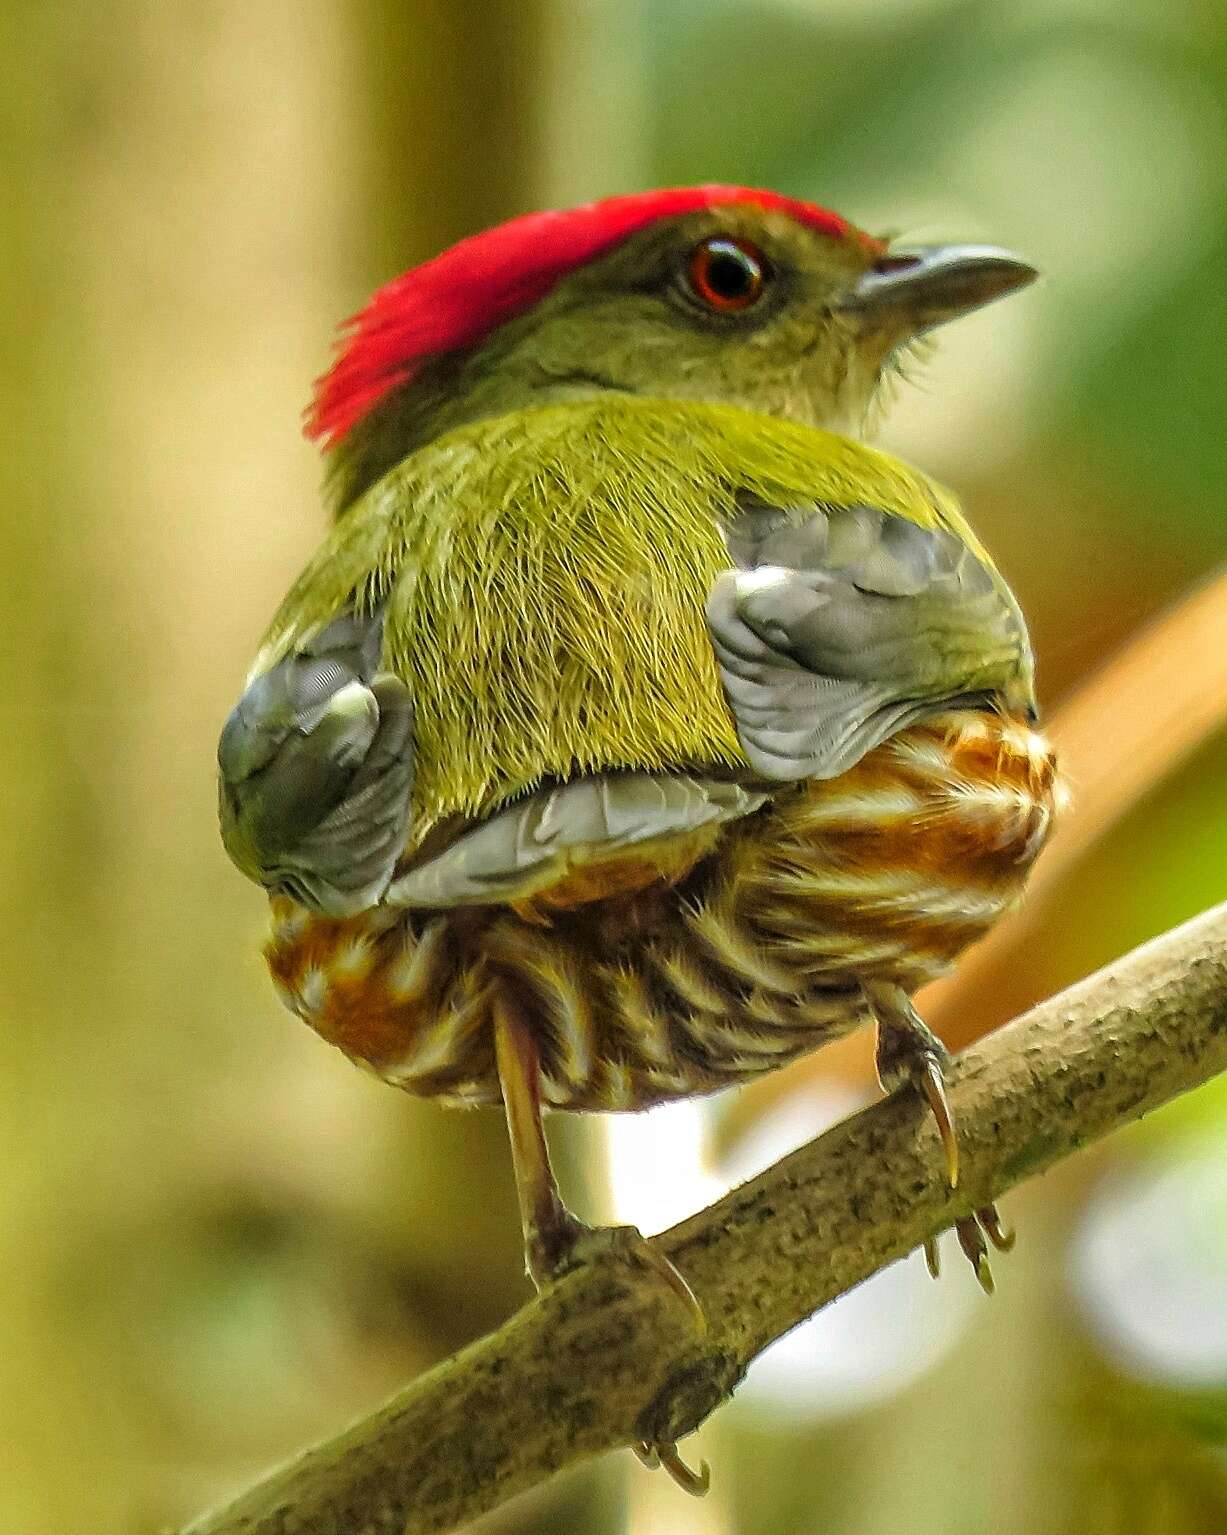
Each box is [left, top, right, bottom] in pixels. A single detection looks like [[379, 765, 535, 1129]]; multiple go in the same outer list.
[[705, 242, 757, 299]]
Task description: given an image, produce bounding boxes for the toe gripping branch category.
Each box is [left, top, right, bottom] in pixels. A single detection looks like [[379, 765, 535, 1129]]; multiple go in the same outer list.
[[633, 1440, 711, 1496], [865, 981, 1015, 1295], [923, 1205, 1016, 1295]]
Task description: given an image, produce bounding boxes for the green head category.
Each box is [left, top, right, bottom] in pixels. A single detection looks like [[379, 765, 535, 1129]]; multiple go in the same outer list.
[[309, 185, 1036, 510]]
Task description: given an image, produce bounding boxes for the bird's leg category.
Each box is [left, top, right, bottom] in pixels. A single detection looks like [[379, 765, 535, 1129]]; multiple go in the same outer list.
[[492, 991, 709, 1496], [492, 990, 585, 1282], [491, 992, 706, 1326], [863, 980, 1014, 1294]]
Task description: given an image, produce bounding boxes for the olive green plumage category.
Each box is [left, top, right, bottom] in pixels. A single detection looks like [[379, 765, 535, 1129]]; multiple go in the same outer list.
[[253, 393, 1003, 842]]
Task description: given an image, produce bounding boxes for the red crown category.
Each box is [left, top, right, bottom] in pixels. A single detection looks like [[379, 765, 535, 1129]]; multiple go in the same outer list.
[[306, 185, 873, 448]]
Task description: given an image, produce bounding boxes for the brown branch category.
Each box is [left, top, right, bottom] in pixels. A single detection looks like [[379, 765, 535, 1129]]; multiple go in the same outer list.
[[182, 902, 1227, 1535]]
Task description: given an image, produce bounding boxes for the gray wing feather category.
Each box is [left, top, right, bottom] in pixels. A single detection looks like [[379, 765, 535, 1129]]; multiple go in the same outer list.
[[707, 500, 1031, 782], [387, 773, 765, 909], [218, 611, 413, 916]]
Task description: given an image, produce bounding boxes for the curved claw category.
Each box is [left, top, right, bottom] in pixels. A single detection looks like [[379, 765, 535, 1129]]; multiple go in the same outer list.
[[636, 1440, 710, 1496], [633, 1239, 707, 1337], [978, 1204, 1015, 1252], [955, 1215, 995, 1295], [925, 1204, 1016, 1289], [922, 1235, 941, 1280], [919, 1056, 959, 1190], [661, 1443, 711, 1496]]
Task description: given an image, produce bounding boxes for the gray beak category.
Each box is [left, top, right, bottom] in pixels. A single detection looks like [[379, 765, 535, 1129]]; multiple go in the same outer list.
[[839, 244, 1038, 332]]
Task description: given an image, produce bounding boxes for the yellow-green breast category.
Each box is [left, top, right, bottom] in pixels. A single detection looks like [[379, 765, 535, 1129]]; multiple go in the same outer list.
[[255, 395, 983, 841]]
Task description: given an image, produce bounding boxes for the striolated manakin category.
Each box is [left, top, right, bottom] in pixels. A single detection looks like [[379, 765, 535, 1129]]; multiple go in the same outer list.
[[218, 186, 1058, 1489]]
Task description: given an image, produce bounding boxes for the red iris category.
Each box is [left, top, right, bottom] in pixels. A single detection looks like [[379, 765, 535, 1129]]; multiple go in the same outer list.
[[686, 237, 767, 312]]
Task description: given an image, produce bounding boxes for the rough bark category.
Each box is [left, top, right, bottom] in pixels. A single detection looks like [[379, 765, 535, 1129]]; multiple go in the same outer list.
[[182, 901, 1227, 1535]]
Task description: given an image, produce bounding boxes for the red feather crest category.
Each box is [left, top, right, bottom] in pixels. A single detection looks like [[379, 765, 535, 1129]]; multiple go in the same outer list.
[[306, 184, 870, 448]]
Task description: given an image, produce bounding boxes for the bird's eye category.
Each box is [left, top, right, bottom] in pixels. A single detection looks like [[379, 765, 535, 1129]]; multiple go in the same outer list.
[[686, 236, 768, 313]]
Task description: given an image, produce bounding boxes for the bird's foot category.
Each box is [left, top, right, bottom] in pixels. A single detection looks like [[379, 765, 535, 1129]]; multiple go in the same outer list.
[[526, 1212, 706, 1337], [634, 1438, 711, 1496], [868, 981, 960, 1189], [866, 981, 1017, 1290], [528, 1215, 709, 1492], [495, 994, 703, 1338], [923, 1203, 1016, 1295], [525, 1209, 709, 1485]]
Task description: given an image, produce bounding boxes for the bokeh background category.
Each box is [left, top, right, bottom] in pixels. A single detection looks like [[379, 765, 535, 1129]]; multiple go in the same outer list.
[[4, 2, 1226, 1531]]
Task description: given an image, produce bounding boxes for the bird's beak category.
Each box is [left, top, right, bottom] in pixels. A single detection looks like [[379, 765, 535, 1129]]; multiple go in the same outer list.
[[838, 245, 1038, 333]]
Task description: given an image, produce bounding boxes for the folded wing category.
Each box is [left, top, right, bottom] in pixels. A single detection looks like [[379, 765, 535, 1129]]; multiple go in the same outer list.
[[706, 498, 1033, 781], [217, 610, 414, 915]]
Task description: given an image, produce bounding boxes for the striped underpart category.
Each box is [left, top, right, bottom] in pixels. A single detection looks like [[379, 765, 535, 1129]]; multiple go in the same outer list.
[[264, 708, 1061, 1112]]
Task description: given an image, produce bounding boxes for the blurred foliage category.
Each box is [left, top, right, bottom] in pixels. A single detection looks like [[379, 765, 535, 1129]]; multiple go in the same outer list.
[[1, 2, 1224, 1533]]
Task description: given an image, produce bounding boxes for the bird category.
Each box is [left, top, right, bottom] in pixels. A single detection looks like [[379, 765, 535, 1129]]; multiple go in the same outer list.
[[218, 185, 1060, 1489]]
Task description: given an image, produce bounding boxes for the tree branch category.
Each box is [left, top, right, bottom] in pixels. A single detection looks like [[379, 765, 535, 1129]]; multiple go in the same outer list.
[[183, 902, 1227, 1535]]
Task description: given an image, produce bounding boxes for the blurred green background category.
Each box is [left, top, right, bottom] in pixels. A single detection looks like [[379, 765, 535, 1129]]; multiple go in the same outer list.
[[3, 2, 1225, 1532]]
